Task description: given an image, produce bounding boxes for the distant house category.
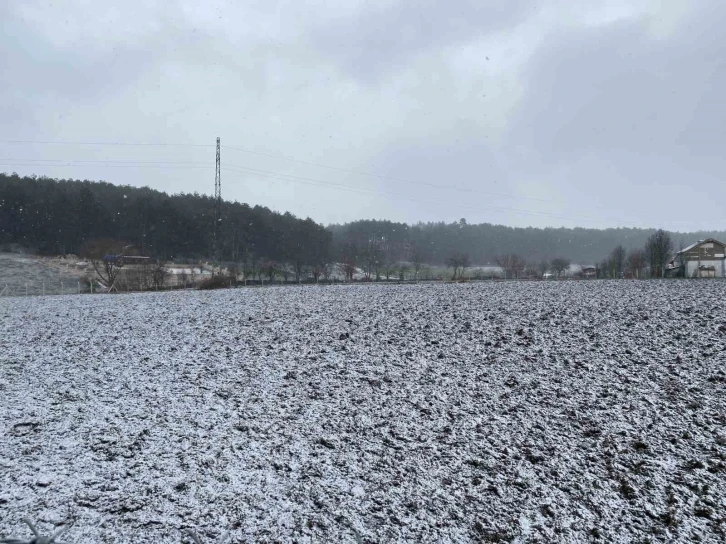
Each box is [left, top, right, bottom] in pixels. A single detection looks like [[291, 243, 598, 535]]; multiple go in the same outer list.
[[666, 238, 726, 278], [103, 254, 151, 267], [581, 266, 597, 279], [118, 255, 151, 266]]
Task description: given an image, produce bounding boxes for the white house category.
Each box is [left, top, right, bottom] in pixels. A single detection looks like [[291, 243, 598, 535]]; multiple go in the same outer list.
[[667, 238, 726, 278]]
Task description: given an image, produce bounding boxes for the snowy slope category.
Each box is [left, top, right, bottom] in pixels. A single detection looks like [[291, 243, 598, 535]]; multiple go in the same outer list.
[[1, 281, 725, 543]]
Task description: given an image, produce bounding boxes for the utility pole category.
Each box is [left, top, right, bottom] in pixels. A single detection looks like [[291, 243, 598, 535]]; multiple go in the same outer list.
[[213, 137, 221, 272]]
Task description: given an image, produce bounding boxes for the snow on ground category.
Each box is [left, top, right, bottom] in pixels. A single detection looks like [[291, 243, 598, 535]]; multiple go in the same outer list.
[[0, 254, 82, 296], [1, 281, 725, 543]]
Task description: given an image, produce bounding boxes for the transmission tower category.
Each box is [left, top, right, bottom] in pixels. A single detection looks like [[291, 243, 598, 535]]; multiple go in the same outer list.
[[213, 137, 221, 271]]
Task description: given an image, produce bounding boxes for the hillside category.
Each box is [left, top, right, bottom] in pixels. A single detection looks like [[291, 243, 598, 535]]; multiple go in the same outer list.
[[0, 173, 330, 267], [2, 173, 724, 266], [329, 220, 726, 266]]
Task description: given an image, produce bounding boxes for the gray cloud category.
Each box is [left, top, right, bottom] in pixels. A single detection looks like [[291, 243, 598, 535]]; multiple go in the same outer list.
[[500, 1, 726, 230], [308, 0, 531, 83], [508, 3, 725, 160], [1, 0, 723, 232]]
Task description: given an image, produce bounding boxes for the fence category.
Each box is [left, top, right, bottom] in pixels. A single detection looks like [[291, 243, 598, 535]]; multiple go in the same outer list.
[[0, 280, 213, 297], [0, 518, 230, 544], [0, 276, 592, 298], [0, 277, 334, 297], [0, 280, 99, 297], [0, 267, 216, 297]]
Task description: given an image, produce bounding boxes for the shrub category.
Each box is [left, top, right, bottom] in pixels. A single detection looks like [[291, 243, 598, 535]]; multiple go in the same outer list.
[[197, 275, 230, 290]]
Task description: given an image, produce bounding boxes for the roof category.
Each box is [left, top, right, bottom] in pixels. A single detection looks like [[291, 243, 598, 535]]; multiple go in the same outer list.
[[676, 238, 726, 255]]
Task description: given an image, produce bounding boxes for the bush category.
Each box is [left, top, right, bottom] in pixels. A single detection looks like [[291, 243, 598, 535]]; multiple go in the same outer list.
[[197, 275, 231, 290]]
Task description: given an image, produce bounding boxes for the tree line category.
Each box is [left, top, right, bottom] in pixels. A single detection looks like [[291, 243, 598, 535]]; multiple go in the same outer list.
[[597, 229, 675, 279], [0, 173, 331, 278], [329, 218, 726, 268], [2, 173, 724, 282]]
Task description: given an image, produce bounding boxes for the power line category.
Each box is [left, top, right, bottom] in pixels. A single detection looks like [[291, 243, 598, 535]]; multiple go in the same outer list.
[[0, 158, 203, 165], [0, 154, 646, 226], [213, 137, 221, 269], [1, 138, 589, 207], [220, 165, 641, 227], [0, 139, 211, 147], [0, 161, 208, 170], [0, 156, 563, 212], [3, 153, 563, 207], [0, 153, 699, 229], [0, 140, 692, 228], [221, 144, 563, 206]]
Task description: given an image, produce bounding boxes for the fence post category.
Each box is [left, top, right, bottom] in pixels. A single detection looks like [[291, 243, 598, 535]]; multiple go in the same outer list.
[[42, 282, 45, 296], [90, 281, 93, 294], [61, 281, 64, 295], [78, 281, 81, 294], [26, 283, 28, 296]]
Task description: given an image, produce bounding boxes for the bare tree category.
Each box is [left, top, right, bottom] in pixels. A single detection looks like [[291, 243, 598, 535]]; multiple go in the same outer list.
[[411, 250, 424, 280], [379, 240, 396, 281], [446, 252, 471, 280], [610, 245, 626, 278], [396, 262, 410, 281], [337, 262, 351, 282], [644, 229, 673, 278], [141, 261, 155, 290], [446, 255, 461, 280], [261, 260, 277, 283], [243, 254, 257, 285], [151, 261, 169, 289], [340, 241, 357, 282], [383, 260, 397, 281], [359, 241, 375, 281], [627, 249, 646, 278], [293, 260, 306, 284], [227, 263, 240, 284], [322, 262, 333, 282], [596, 259, 609, 279], [280, 263, 292, 283], [311, 264, 322, 283], [496, 254, 525, 279], [82, 238, 129, 292], [550, 257, 571, 278], [178, 270, 189, 288], [373, 257, 384, 281], [523, 262, 539, 279], [536, 259, 549, 278], [255, 261, 265, 284], [459, 253, 471, 279]]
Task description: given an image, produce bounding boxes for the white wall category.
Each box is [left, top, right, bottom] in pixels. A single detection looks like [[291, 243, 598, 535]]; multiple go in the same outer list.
[[685, 259, 726, 278]]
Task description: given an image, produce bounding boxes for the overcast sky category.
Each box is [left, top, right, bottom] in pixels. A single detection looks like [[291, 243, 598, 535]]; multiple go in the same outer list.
[[1, 0, 723, 231]]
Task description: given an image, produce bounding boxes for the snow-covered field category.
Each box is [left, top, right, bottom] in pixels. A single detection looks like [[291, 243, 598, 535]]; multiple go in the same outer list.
[[1, 281, 725, 543]]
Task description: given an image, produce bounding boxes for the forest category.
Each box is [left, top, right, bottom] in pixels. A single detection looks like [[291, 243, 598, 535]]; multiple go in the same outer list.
[[329, 219, 726, 267], [2, 173, 725, 270], [0, 173, 331, 270]]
